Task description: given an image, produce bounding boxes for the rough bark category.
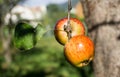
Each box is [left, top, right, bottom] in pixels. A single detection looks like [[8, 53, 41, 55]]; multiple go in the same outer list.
[[81, 0, 120, 77]]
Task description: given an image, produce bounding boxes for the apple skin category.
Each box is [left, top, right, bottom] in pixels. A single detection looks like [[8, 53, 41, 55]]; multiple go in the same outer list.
[[64, 35, 94, 67], [54, 18, 85, 45]]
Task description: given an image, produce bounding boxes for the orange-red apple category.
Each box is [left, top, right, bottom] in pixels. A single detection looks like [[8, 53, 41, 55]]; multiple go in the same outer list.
[[54, 18, 85, 45], [64, 35, 94, 67]]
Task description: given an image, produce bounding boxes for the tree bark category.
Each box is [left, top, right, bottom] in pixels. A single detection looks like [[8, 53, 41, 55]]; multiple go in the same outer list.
[[81, 0, 120, 77]]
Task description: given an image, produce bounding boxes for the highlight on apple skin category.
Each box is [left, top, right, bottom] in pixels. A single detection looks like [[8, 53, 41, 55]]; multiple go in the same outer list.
[[64, 35, 94, 67], [54, 18, 85, 45]]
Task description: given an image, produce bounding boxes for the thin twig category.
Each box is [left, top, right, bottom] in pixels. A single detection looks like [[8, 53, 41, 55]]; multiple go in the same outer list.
[[67, 0, 72, 40], [67, 0, 72, 23]]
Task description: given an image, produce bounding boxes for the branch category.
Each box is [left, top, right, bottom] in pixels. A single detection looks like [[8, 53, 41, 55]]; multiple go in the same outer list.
[[64, 0, 72, 40]]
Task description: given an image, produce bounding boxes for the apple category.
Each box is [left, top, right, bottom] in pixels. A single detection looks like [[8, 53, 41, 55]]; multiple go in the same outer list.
[[64, 35, 94, 67], [54, 18, 85, 45]]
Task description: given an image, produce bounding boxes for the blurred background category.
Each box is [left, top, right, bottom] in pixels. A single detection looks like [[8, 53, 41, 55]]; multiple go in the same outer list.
[[0, 0, 94, 77]]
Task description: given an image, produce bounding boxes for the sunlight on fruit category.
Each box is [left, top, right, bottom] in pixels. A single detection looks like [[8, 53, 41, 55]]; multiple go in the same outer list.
[[64, 35, 94, 67], [54, 18, 85, 45]]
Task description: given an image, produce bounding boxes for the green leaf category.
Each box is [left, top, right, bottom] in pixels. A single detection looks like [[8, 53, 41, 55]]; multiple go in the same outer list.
[[14, 22, 36, 50], [35, 24, 46, 41]]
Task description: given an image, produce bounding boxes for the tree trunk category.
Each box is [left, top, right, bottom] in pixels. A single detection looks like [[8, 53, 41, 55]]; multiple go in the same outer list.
[[81, 0, 120, 77]]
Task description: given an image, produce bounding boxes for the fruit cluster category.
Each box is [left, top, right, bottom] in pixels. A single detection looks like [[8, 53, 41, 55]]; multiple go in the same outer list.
[[54, 18, 94, 67]]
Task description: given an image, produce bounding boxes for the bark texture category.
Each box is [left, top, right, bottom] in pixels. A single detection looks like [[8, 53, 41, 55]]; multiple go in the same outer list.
[[81, 0, 120, 77]]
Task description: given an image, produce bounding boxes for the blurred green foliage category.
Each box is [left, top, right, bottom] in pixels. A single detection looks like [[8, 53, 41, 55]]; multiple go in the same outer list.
[[0, 2, 93, 77], [42, 3, 87, 35], [0, 36, 94, 77]]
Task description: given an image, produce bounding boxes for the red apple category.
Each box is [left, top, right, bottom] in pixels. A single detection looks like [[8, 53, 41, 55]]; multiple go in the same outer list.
[[54, 18, 85, 45], [64, 35, 94, 67]]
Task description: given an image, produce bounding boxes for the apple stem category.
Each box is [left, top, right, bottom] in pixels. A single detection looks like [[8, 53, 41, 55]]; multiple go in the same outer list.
[[65, 0, 72, 40]]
